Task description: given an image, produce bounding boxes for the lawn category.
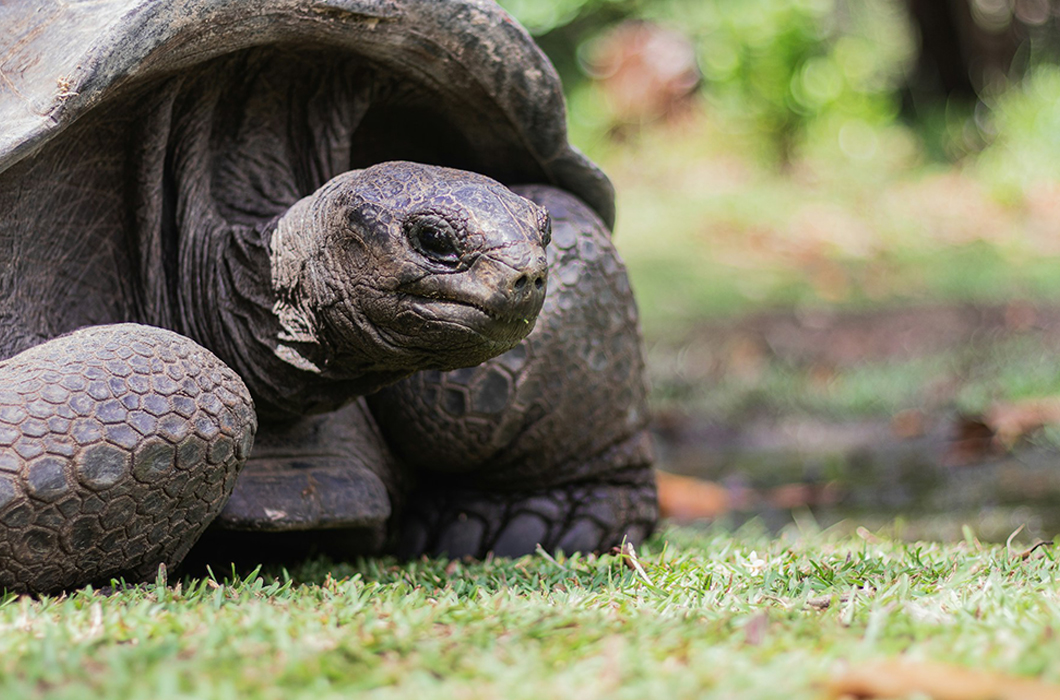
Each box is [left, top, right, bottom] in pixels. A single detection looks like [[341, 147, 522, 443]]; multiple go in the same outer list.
[[3, 525, 1059, 699]]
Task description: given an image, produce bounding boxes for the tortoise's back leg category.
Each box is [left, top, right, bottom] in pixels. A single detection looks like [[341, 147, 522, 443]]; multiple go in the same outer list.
[[368, 186, 657, 557], [0, 324, 255, 593]]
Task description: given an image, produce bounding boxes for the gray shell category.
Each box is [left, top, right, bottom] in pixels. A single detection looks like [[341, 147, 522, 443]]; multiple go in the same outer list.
[[0, 0, 614, 225]]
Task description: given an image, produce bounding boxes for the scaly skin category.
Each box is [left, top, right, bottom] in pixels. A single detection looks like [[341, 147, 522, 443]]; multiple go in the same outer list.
[[168, 160, 552, 421], [0, 325, 255, 592], [369, 186, 657, 558]]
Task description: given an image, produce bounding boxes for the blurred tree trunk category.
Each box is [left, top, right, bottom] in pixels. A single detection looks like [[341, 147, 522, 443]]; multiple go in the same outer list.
[[906, 0, 1023, 101], [906, 0, 1060, 105]]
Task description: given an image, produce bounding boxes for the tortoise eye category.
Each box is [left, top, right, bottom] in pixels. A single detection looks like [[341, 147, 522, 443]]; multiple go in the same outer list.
[[541, 213, 552, 247], [407, 216, 461, 265], [419, 226, 456, 257]]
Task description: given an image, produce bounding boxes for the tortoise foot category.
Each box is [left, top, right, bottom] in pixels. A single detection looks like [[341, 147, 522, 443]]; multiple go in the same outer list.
[[0, 324, 255, 593], [398, 463, 658, 559], [212, 400, 398, 553]]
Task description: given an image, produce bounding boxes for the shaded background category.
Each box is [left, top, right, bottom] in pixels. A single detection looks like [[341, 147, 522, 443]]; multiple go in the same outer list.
[[497, 0, 1060, 542]]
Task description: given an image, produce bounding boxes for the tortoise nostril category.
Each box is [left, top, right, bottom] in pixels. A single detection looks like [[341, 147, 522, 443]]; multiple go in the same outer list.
[[514, 275, 528, 291], [534, 276, 544, 291]]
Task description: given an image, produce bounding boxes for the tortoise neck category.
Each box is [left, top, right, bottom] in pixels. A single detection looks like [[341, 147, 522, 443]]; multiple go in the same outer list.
[[179, 218, 409, 421], [176, 218, 282, 413]]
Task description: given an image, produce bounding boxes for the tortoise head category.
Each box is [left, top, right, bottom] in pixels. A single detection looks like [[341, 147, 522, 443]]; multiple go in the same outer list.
[[269, 161, 550, 378]]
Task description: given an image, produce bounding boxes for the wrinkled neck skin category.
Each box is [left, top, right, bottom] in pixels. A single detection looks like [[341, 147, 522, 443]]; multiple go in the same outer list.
[[178, 193, 414, 422], [173, 161, 549, 422]]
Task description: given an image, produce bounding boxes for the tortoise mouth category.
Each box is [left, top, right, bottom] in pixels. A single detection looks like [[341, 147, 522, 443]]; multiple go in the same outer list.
[[407, 295, 538, 345]]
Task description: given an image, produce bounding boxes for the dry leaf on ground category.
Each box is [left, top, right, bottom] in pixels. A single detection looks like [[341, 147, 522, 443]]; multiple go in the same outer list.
[[948, 397, 1060, 465], [826, 659, 1060, 700], [655, 471, 730, 521], [986, 397, 1060, 448]]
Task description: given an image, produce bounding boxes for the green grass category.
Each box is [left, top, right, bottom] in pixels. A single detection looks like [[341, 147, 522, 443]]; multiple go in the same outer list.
[[3, 524, 1060, 699]]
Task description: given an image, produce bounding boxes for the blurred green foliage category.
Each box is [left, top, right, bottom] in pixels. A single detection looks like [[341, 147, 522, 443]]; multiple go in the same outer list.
[[498, 0, 1060, 182], [648, 0, 913, 163], [498, 0, 915, 165], [499, 0, 629, 35], [978, 64, 1060, 200]]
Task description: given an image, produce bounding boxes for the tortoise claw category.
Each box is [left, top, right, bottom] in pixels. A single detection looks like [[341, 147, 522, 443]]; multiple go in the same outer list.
[[398, 460, 658, 560]]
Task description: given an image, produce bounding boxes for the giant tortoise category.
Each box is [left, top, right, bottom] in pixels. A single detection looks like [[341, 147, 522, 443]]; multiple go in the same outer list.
[[0, 0, 657, 593]]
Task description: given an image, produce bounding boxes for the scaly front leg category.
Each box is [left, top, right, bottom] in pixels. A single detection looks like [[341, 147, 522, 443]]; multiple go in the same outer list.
[[0, 324, 255, 593]]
